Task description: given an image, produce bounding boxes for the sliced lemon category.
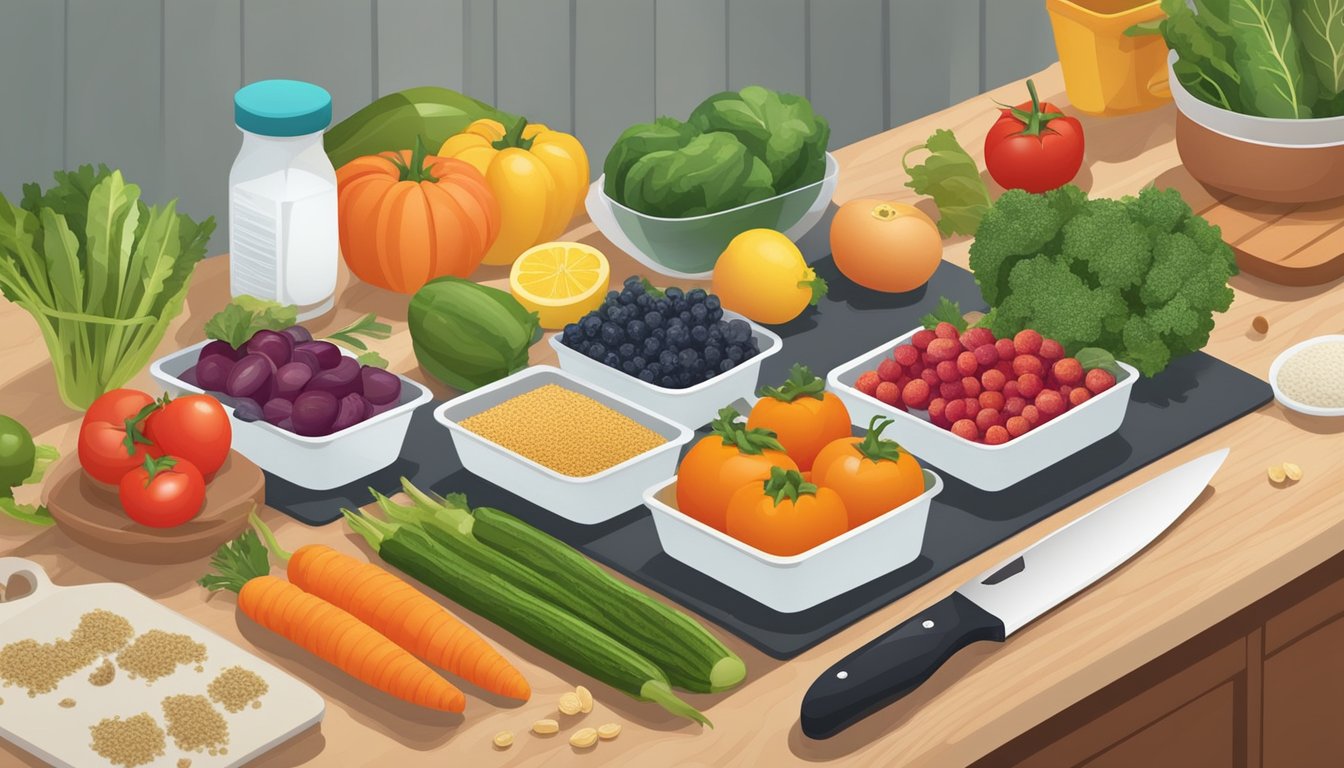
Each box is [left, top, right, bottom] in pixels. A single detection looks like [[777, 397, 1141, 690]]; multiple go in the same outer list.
[[509, 241, 610, 329]]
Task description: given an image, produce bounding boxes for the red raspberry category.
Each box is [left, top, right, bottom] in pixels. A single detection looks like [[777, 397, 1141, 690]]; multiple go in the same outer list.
[[877, 358, 903, 382], [956, 351, 979, 377], [976, 407, 1002, 433], [1017, 373, 1044, 399], [1039, 338, 1065, 361], [934, 321, 961, 340], [1086, 368, 1117, 394], [920, 368, 941, 388], [1003, 380, 1021, 399], [895, 375, 912, 393], [1069, 387, 1092, 407], [926, 338, 961, 363], [980, 368, 1007, 392], [1021, 404, 1041, 426], [939, 380, 965, 401], [907, 361, 925, 378], [995, 338, 1016, 361], [912, 329, 936, 350], [950, 419, 980, 442], [875, 381, 902, 407], [944, 398, 968, 424], [1035, 389, 1066, 419], [1013, 329, 1043, 356], [960, 327, 995, 350], [922, 352, 937, 367], [979, 390, 1005, 411], [855, 371, 881, 396], [973, 344, 999, 368], [994, 360, 1015, 378], [1005, 416, 1031, 438], [902, 378, 932, 410], [1057, 384, 1073, 401], [962, 397, 981, 420], [1052, 357, 1083, 385], [936, 360, 960, 382], [1003, 396, 1027, 417], [928, 397, 948, 425], [984, 425, 1010, 445], [1012, 354, 1044, 378], [893, 344, 920, 367], [961, 376, 982, 398]]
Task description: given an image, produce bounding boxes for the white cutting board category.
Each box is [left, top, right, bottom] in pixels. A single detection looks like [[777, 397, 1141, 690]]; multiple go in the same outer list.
[[0, 557, 325, 768]]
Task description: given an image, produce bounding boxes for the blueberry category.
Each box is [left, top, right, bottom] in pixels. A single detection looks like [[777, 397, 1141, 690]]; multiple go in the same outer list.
[[638, 368, 656, 383], [636, 293, 651, 308], [646, 363, 662, 378], [642, 337, 661, 357], [625, 320, 648, 342], [667, 326, 689, 346], [704, 346, 722, 367], [707, 326, 723, 344], [582, 316, 602, 338], [665, 287, 684, 301], [727, 319, 752, 343], [691, 325, 709, 344], [644, 311, 664, 329], [619, 292, 636, 305], [726, 344, 744, 362], [678, 348, 699, 368], [674, 300, 689, 314], [659, 375, 678, 388], [606, 290, 621, 303], [587, 342, 607, 360], [719, 359, 737, 373], [659, 350, 678, 369], [708, 307, 724, 323], [604, 352, 621, 368], [562, 323, 584, 346], [624, 275, 644, 290], [619, 342, 636, 359], [691, 359, 706, 376], [621, 360, 638, 375], [676, 371, 693, 387], [651, 327, 666, 341], [632, 356, 647, 369], [678, 310, 692, 325], [687, 288, 707, 304], [705, 295, 721, 311], [601, 323, 625, 346], [690, 303, 708, 323]]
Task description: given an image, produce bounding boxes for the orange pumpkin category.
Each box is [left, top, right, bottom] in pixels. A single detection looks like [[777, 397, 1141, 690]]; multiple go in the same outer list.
[[337, 138, 500, 293]]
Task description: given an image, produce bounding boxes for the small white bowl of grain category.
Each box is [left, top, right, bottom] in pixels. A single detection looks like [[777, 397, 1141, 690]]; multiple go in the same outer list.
[[1269, 335, 1344, 418], [435, 366, 694, 524]]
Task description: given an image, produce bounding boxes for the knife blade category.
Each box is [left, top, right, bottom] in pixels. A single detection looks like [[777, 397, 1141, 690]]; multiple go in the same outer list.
[[800, 449, 1229, 740]]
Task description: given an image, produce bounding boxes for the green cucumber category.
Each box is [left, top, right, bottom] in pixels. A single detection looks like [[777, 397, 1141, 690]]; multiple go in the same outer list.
[[471, 506, 746, 693]]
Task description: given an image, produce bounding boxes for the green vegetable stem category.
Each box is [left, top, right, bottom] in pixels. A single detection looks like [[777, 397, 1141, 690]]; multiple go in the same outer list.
[[0, 415, 58, 526]]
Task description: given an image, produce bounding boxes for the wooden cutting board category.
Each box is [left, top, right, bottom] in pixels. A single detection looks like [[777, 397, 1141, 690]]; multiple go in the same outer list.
[[0, 558, 324, 768]]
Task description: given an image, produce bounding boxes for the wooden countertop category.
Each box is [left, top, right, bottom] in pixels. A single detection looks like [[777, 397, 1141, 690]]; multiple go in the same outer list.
[[3, 64, 1342, 768]]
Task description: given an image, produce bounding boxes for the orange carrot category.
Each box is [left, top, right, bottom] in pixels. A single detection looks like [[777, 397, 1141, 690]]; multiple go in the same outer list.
[[285, 544, 530, 701], [199, 531, 466, 713]]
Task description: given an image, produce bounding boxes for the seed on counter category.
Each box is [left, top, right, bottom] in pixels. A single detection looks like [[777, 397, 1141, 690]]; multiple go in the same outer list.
[[559, 691, 582, 715], [118, 630, 207, 682], [576, 685, 593, 713], [570, 727, 598, 749], [532, 718, 560, 735], [492, 730, 514, 749], [597, 722, 621, 740], [90, 658, 116, 687], [1252, 316, 1269, 334], [59, 698, 76, 708], [208, 666, 268, 713], [1268, 465, 1287, 483], [1283, 462, 1303, 481], [89, 713, 166, 768]]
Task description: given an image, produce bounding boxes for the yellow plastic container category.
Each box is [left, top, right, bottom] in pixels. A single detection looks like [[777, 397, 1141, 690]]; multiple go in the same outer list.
[[1046, 0, 1171, 115]]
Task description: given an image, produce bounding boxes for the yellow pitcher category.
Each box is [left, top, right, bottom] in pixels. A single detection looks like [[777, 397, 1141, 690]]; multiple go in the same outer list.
[[1046, 0, 1171, 115]]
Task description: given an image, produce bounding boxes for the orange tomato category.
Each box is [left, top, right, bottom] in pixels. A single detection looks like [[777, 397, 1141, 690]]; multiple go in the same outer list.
[[676, 407, 797, 531], [829, 199, 942, 293], [725, 467, 848, 556], [747, 364, 852, 471], [812, 416, 926, 529]]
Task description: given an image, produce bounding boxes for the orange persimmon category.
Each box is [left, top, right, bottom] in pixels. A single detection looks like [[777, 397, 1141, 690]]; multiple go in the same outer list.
[[812, 416, 925, 529], [725, 467, 848, 556], [747, 363, 852, 471], [676, 407, 797, 531]]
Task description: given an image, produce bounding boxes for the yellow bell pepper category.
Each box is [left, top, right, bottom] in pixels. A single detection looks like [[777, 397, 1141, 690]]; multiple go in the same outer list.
[[438, 118, 589, 266]]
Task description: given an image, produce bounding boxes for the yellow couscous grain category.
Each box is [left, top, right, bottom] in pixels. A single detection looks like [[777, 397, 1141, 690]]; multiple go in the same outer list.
[[0, 610, 133, 695], [58, 697, 75, 708], [89, 713, 165, 768], [118, 631, 207, 682], [460, 384, 666, 477], [89, 658, 116, 687], [161, 694, 229, 754], [1277, 341, 1344, 408], [207, 666, 268, 713]]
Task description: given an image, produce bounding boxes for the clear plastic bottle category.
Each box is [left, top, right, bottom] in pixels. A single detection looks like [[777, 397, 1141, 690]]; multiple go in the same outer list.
[[229, 80, 338, 320]]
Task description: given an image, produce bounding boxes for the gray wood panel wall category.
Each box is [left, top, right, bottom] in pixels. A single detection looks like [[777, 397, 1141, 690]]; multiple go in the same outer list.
[[0, 0, 1057, 254]]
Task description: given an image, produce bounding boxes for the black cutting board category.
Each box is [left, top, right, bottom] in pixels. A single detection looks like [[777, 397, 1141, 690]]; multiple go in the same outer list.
[[263, 260, 1272, 659]]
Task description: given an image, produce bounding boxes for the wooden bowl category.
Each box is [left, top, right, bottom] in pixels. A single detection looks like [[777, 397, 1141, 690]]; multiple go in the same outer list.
[[46, 451, 265, 564]]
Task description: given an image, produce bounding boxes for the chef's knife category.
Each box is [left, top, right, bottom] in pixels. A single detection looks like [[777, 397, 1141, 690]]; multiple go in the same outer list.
[[800, 449, 1229, 740]]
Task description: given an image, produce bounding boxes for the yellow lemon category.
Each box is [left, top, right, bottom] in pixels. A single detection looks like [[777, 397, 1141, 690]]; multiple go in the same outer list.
[[712, 229, 825, 325], [509, 241, 610, 329]]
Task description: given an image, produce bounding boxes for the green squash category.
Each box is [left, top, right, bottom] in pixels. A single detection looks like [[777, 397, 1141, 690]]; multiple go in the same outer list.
[[408, 277, 539, 392]]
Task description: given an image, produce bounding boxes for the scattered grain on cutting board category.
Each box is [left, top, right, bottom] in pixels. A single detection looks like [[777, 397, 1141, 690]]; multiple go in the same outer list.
[[459, 383, 666, 477], [532, 718, 560, 735], [1276, 340, 1344, 408], [597, 722, 621, 740], [90, 658, 116, 686], [570, 727, 598, 749], [0, 609, 134, 696], [59, 697, 76, 708], [89, 713, 166, 768], [492, 730, 514, 749], [161, 694, 229, 755], [117, 630, 207, 682], [177, 759, 192, 768], [207, 666, 268, 712]]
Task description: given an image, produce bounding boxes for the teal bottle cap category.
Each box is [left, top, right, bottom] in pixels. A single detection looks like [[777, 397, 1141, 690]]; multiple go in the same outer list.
[[234, 80, 332, 137]]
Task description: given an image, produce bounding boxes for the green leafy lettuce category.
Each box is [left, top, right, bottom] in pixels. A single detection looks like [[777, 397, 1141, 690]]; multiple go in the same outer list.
[[0, 165, 214, 409], [204, 295, 298, 348], [688, 86, 830, 193], [621, 133, 774, 218], [902, 129, 992, 238]]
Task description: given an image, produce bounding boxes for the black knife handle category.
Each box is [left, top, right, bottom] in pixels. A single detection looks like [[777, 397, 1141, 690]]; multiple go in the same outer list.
[[800, 592, 1006, 739]]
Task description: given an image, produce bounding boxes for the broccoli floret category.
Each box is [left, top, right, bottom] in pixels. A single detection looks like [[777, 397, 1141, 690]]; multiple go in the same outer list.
[[1121, 315, 1172, 377], [968, 190, 1067, 306], [1125, 186, 1192, 236], [1060, 198, 1152, 291], [988, 257, 1128, 353]]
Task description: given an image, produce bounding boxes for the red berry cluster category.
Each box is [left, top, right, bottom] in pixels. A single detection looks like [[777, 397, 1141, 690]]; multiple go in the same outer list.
[[853, 323, 1117, 445]]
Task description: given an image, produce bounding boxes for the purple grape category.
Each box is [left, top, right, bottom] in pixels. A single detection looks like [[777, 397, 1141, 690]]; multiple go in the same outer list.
[[277, 418, 294, 432], [225, 353, 275, 400], [274, 361, 313, 400], [245, 329, 293, 368], [201, 339, 242, 362], [291, 347, 320, 374], [360, 366, 402, 405], [308, 356, 361, 399], [294, 340, 342, 370], [231, 397, 264, 423], [262, 397, 293, 426], [179, 367, 199, 388], [331, 393, 372, 433], [195, 354, 235, 391], [368, 400, 399, 418], [281, 325, 313, 344], [290, 390, 339, 436]]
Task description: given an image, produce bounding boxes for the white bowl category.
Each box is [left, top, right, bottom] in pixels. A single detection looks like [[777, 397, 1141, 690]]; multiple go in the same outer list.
[[150, 341, 431, 490], [435, 366, 693, 524], [549, 311, 782, 428], [826, 328, 1139, 492], [642, 469, 942, 613], [586, 153, 839, 280], [1269, 335, 1344, 418]]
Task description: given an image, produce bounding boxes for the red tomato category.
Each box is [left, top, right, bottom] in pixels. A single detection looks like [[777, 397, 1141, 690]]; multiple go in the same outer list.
[[78, 389, 161, 485], [984, 79, 1084, 194], [145, 395, 232, 479], [118, 455, 206, 528]]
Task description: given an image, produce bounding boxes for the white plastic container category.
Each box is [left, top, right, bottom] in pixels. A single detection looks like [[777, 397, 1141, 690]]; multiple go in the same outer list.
[[1269, 335, 1344, 418], [549, 311, 782, 428], [150, 341, 431, 490], [642, 469, 943, 613], [230, 80, 339, 320], [827, 328, 1139, 492], [435, 366, 693, 525]]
